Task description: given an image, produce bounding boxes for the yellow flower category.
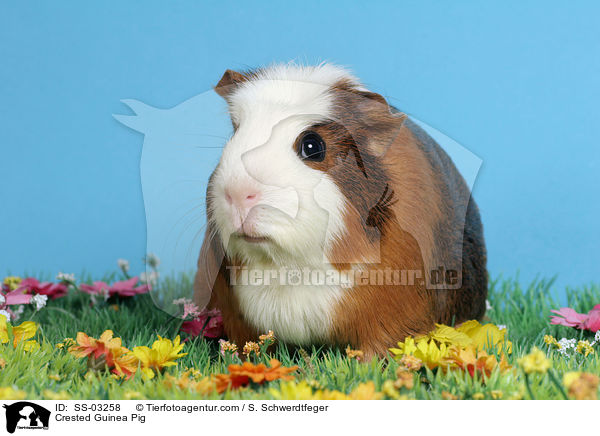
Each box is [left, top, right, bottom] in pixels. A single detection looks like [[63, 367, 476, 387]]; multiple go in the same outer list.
[[242, 341, 260, 357], [472, 392, 485, 400], [56, 338, 76, 350], [270, 381, 383, 400], [48, 374, 62, 381], [390, 337, 449, 369], [270, 381, 315, 400], [543, 335, 559, 348], [390, 336, 417, 356], [429, 324, 472, 347], [397, 355, 423, 372], [182, 367, 203, 379], [12, 321, 38, 348], [381, 380, 404, 399], [0, 387, 26, 400], [345, 346, 364, 361], [347, 382, 384, 400], [163, 371, 215, 395], [270, 381, 345, 400], [258, 330, 276, 346], [441, 391, 458, 400], [390, 321, 512, 371], [43, 390, 70, 400], [455, 320, 512, 353], [563, 371, 599, 400], [3, 276, 22, 291], [0, 316, 40, 351], [123, 391, 144, 400], [563, 371, 581, 388], [394, 371, 415, 390], [0, 358, 6, 369], [576, 340, 594, 357], [219, 340, 238, 355], [490, 390, 503, 400], [518, 347, 551, 374], [132, 335, 187, 379]]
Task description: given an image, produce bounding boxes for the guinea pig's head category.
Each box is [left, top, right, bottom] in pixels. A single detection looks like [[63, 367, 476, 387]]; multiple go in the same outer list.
[[207, 64, 405, 267]]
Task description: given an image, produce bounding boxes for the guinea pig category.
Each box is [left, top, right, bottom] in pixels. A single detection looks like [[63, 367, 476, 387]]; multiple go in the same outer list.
[[193, 63, 487, 357]]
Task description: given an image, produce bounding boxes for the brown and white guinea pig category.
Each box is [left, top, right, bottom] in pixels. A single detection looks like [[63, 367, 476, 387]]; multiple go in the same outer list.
[[193, 63, 487, 357]]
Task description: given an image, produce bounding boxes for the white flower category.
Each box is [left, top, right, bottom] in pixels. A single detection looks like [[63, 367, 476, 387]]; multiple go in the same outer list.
[[89, 288, 110, 306], [497, 324, 507, 331], [11, 305, 24, 321], [31, 294, 48, 311], [144, 253, 160, 269], [0, 294, 5, 306], [485, 300, 492, 311], [56, 272, 75, 282], [140, 271, 159, 287], [556, 337, 577, 355], [117, 259, 130, 273], [593, 330, 600, 346], [0, 309, 11, 321]]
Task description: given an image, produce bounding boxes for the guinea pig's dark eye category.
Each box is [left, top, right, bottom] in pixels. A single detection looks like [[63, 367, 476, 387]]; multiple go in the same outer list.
[[298, 132, 326, 162]]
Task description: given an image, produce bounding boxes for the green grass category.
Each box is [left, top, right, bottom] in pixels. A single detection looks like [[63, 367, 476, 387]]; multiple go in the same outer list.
[[1, 274, 599, 400]]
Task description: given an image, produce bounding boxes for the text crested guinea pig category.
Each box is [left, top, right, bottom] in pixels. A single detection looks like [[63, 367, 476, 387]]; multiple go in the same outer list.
[[194, 63, 487, 357]]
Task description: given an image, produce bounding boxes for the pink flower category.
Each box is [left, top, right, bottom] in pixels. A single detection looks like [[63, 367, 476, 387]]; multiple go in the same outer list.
[[583, 305, 600, 333], [173, 298, 201, 319], [550, 304, 600, 333], [15, 278, 68, 300], [0, 288, 34, 322], [181, 308, 224, 339], [79, 281, 109, 295], [79, 277, 149, 298], [3, 289, 33, 305], [550, 307, 588, 328], [108, 277, 149, 297]]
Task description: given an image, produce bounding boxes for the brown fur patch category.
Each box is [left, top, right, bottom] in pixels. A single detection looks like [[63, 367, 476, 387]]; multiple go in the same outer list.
[[322, 81, 486, 357]]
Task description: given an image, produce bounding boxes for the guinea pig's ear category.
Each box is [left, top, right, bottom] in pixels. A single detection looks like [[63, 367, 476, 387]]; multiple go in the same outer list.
[[349, 89, 407, 156], [353, 90, 390, 109], [214, 69, 249, 99]]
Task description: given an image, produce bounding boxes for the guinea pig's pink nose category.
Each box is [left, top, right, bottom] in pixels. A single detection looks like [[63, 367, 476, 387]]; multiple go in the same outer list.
[[225, 186, 260, 209]]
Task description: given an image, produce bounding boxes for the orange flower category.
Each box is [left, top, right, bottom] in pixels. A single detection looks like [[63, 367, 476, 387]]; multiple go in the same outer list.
[[445, 345, 511, 378], [398, 355, 423, 372], [345, 346, 364, 361], [242, 341, 260, 357], [215, 359, 298, 393], [70, 330, 121, 363], [69, 330, 137, 378], [563, 372, 599, 400], [113, 352, 138, 379]]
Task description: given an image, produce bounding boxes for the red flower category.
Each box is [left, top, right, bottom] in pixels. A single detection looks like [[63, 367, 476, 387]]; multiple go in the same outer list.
[[181, 309, 224, 339], [80, 277, 149, 298], [583, 305, 600, 333], [15, 278, 68, 300]]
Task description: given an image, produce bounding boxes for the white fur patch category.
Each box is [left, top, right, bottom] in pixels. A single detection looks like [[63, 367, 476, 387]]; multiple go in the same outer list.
[[210, 63, 361, 343], [233, 263, 345, 344]]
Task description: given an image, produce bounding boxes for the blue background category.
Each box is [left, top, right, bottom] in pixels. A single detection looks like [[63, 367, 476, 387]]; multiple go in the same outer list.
[[1, 1, 598, 293]]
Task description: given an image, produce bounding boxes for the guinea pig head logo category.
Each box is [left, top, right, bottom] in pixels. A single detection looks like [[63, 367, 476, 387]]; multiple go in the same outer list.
[[3, 402, 50, 433], [114, 73, 482, 314]]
